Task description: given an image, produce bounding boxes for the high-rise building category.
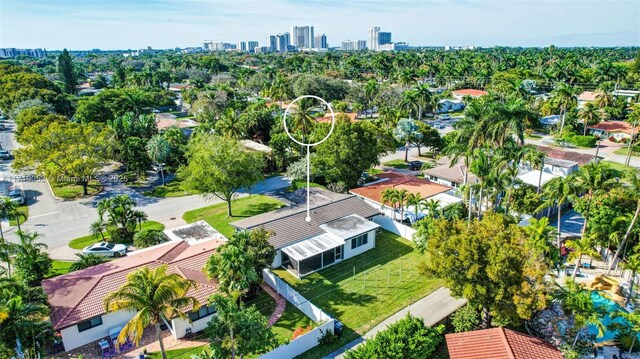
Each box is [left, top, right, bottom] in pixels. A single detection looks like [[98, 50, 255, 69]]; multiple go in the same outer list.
[[379, 32, 392, 46], [237, 41, 248, 51], [314, 34, 328, 49], [368, 26, 380, 51], [268, 35, 277, 52], [0, 48, 46, 58], [247, 41, 259, 52], [341, 40, 367, 51], [203, 41, 236, 51], [290, 26, 314, 49], [276, 33, 290, 52]]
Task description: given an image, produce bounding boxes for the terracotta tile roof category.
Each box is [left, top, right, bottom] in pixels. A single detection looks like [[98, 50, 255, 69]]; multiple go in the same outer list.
[[578, 90, 598, 102], [452, 89, 488, 97], [589, 121, 640, 135], [316, 112, 358, 123], [446, 328, 562, 359], [535, 145, 597, 166], [42, 239, 224, 330], [349, 171, 451, 204], [155, 113, 200, 131]]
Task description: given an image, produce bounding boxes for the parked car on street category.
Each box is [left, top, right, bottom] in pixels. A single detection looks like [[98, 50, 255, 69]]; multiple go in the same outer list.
[[83, 242, 128, 257], [437, 114, 451, 120], [7, 188, 24, 205], [0, 149, 11, 160], [408, 160, 423, 171]]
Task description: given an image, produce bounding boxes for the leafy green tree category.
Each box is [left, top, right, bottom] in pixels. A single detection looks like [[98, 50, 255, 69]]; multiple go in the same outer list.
[[608, 171, 640, 274], [104, 265, 199, 359], [394, 118, 419, 162], [69, 253, 109, 271], [566, 236, 601, 279], [0, 294, 52, 358], [621, 254, 640, 306], [451, 304, 481, 333], [205, 238, 260, 295], [419, 212, 550, 327], [206, 293, 277, 359], [96, 195, 147, 242], [13, 121, 113, 196], [523, 217, 560, 268], [133, 229, 167, 249], [180, 134, 264, 217], [57, 49, 77, 94], [13, 105, 66, 144], [560, 280, 605, 348], [344, 314, 444, 359], [122, 136, 151, 176], [0, 66, 68, 114], [610, 309, 640, 355], [12, 231, 51, 287]]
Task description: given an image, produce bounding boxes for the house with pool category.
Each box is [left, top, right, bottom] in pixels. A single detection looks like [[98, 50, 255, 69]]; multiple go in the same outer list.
[[231, 193, 380, 278]]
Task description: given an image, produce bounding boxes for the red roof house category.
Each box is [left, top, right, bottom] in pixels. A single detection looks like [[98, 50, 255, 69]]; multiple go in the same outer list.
[[445, 327, 562, 359], [451, 89, 488, 99]]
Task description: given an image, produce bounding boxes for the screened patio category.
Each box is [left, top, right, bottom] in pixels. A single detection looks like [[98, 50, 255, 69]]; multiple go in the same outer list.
[[281, 233, 345, 277]]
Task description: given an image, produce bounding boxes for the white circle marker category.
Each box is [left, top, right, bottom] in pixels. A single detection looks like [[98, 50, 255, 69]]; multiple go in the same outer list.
[[283, 95, 336, 223]]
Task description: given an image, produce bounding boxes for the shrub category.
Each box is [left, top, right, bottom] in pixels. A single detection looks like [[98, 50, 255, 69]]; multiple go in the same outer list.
[[451, 304, 480, 333], [133, 229, 167, 248], [420, 162, 435, 170], [561, 133, 598, 147], [318, 328, 338, 345], [327, 181, 348, 193], [291, 325, 313, 340]]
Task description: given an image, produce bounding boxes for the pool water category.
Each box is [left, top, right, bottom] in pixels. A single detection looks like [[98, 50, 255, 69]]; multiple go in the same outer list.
[[588, 291, 637, 342]]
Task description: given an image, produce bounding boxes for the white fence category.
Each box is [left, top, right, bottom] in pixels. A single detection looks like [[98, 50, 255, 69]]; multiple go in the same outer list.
[[259, 270, 335, 359], [372, 215, 416, 240]]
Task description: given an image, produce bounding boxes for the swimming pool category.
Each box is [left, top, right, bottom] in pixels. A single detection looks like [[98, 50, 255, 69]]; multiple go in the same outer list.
[[588, 291, 635, 342]]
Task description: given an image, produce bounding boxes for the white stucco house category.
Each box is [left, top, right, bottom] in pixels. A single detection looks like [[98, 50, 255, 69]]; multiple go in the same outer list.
[[437, 99, 465, 113], [231, 193, 380, 278], [43, 238, 225, 351], [589, 121, 640, 142]]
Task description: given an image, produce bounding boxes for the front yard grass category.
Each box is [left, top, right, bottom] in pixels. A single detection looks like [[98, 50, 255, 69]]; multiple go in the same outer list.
[[382, 159, 408, 169], [182, 195, 284, 238], [614, 146, 640, 157], [68, 220, 166, 249], [286, 179, 326, 192], [148, 345, 209, 359], [50, 180, 102, 199], [602, 160, 638, 179], [275, 230, 443, 358], [143, 178, 200, 198], [9, 204, 29, 226], [47, 260, 73, 278]]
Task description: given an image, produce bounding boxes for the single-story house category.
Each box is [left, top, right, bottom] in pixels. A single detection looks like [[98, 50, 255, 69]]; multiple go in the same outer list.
[[451, 89, 488, 100], [577, 90, 597, 108], [230, 194, 380, 278], [538, 114, 560, 129], [349, 172, 458, 223], [316, 112, 358, 123], [42, 239, 224, 351], [446, 327, 562, 359], [535, 145, 598, 166], [589, 121, 640, 141], [155, 113, 199, 136], [423, 157, 478, 188], [164, 220, 227, 244], [436, 99, 465, 113], [613, 89, 640, 103], [517, 170, 560, 189]]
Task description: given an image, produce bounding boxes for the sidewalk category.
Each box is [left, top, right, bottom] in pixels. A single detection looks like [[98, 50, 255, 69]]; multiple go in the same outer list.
[[324, 287, 467, 359]]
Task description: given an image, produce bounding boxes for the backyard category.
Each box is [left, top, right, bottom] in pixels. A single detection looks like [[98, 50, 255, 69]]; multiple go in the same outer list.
[[182, 195, 284, 238], [273, 230, 443, 358]]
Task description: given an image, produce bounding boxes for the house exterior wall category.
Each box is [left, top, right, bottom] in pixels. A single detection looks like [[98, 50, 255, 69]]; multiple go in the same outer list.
[[172, 314, 216, 338], [271, 250, 282, 268], [60, 310, 136, 351], [343, 230, 376, 259], [427, 176, 458, 188]]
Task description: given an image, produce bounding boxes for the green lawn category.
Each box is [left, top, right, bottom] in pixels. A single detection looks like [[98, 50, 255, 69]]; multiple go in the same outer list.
[[614, 146, 639, 157], [286, 179, 326, 192], [50, 180, 102, 199], [602, 160, 638, 178], [47, 260, 73, 278], [68, 221, 166, 249], [143, 178, 200, 198], [147, 345, 209, 359], [182, 195, 284, 238], [367, 168, 384, 175], [9, 204, 29, 226], [275, 230, 443, 358], [383, 159, 408, 169]]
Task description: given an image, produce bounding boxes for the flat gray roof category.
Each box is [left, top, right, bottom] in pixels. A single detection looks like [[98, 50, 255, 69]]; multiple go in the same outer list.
[[320, 214, 380, 239], [230, 195, 380, 249]]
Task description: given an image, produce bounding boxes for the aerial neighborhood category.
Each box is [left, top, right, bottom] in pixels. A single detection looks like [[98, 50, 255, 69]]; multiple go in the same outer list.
[[0, 1, 639, 359]]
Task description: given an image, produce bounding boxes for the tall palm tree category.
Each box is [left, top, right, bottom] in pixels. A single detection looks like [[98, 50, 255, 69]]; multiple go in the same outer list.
[[523, 217, 559, 268], [0, 296, 50, 357], [608, 172, 640, 274], [132, 210, 148, 231], [470, 149, 492, 217], [566, 236, 601, 279], [610, 309, 640, 356], [621, 254, 640, 306], [216, 109, 247, 139], [89, 219, 107, 241], [0, 237, 13, 277], [146, 135, 171, 186], [104, 265, 199, 359], [287, 98, 316, 143], [0, 199, 25, 231], [69, 253, 109, 271], [205, 241, 259, 295], [12, 231, 50, 286], [423, 199, 440, 219], [578, 102, 605, 136], [572, 162, 620, 237], [396, 189, 410, 223], [364, 80, 379, 118], [207, 292, 242, 359], [550, 83, 578, 134], [539, 177, 577, 248], [406, 193, 423, 220], [561, 279, 605, 348]]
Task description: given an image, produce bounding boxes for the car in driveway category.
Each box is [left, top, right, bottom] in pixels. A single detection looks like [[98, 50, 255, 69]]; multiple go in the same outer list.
[[408, 160, 423, 171], [83, 242, 128, 257], [437, 114, 451, 120], [0, 149, 11, 160]]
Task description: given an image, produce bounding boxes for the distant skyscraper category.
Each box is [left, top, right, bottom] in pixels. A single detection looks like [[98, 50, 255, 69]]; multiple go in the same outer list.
[[268, 35, 277, 52], [237, 41, 247, 51], [248, 41, 259, 52], [378, 32, 392, 46], [314, 34, 328, 49], [341, 40, 366, 51], [368, 27, 380, 51], [290, 26, 314, 48], [276, 33, 290, 52]]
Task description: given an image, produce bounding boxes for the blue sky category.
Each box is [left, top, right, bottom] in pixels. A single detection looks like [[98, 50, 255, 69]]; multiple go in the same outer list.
[[1, 0, 638, 50]]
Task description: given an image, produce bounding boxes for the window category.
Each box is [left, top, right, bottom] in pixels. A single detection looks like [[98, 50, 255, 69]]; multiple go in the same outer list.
[[351, 234, 369, 249], [106, 243, 115, 249], [188, 305, 217, 322], [77, 316, 103, 332]]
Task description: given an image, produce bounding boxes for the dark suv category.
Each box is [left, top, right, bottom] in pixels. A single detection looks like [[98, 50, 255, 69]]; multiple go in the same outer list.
[[408, 161, 423, 171]]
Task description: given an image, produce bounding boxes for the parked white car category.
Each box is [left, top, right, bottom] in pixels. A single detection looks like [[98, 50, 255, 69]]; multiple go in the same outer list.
[[83, 242, 128, 257]]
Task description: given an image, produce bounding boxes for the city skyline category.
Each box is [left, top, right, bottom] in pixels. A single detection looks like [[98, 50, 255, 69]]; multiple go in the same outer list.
[[0, 0, 639, 50]]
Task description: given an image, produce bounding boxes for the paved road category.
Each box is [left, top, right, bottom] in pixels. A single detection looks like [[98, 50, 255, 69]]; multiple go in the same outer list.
[[324, 287, 467, 359]]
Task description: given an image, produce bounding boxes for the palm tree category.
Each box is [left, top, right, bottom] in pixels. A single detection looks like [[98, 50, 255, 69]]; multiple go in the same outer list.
[[578, 102, 607, 136], [523, 217, 559, 268], [621, 254, 640, 306], [539, 177, 576, 248], [364, 80, 379, 118], [608, 172, 640, 274], [550, 83, 578, 134], [216, 109, 247, 139], [0, 199, 25, 231], [0, 296, 50, 356], [396, 189, 410, 223], [566, 236, 601, 279], [146, 135, 171, 186], [70, 253, 109, 271], [610, 309, 640, 356], [207, 292, 242, 359], [470, 149, 492, 217], [90, 219, 107, 241], [423, 199, 440, 219], [12, 231, 51, 286], [406, 193, 423, 220], [287, 98, 316, 143], [205, 241, 260, 295], [572, 162, 620, 237], [0, 237, 13, 277], [104, 265, 199, 359], [132, 210, 148, 231], [561, 279, 605, 348]]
